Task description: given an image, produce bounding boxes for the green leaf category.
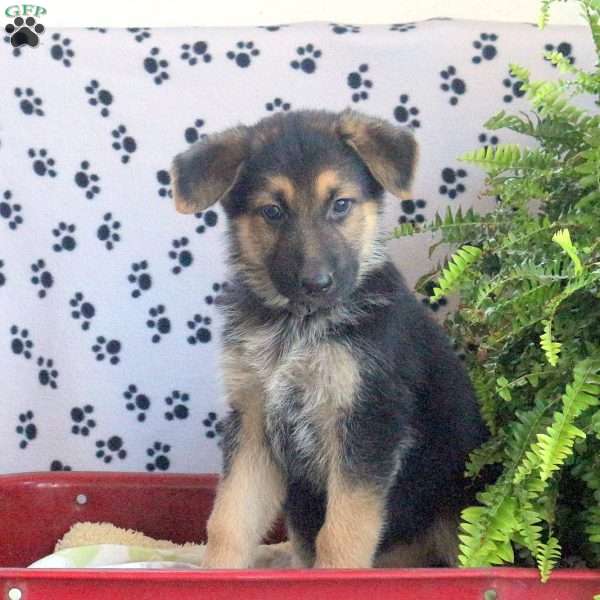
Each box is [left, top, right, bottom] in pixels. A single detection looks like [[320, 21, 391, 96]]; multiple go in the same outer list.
[[431, 245, 482, 302]]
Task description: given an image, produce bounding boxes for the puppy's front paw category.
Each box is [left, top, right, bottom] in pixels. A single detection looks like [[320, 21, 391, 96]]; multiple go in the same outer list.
[[201, 543, 250, 569]]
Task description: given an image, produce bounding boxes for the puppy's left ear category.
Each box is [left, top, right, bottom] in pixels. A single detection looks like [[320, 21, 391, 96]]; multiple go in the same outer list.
[[337, 109, 418, 199]]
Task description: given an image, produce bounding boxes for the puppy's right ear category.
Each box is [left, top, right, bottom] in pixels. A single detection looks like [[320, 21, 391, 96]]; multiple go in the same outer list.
[[170, 126, 250, 214]]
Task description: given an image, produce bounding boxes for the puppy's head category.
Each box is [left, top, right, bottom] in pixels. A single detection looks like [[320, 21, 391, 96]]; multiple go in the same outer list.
[[171, 109, 417, 312]]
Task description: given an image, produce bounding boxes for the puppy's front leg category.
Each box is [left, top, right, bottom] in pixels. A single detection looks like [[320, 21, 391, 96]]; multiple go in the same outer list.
[[314, 469, 385, 569], [202, 404, 284, 569]]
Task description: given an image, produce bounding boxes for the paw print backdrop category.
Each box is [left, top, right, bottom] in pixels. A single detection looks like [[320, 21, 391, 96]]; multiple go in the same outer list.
[[0, 19, 594, 475]]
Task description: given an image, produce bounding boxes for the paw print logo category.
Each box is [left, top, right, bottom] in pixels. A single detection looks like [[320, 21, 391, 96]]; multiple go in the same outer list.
[[389, 22, 416, 32], [156, 170, 172, 198], [195, 210, 218, 234], [97, 212, 121, 250], [95, 436, 127, 463], [265, 97, 291, 112], [422, 280, 448, 313], [202, 412, 220, 439], [1, 190, 23, 230], [185, 118, 207, 144], [14, 87, 44, 116], [69, 292, 96, 330], [85, 80, 113, 117], [186, 313, 212, 345], [330, 23, 360, 34], [37, 356, 58, 388], [50, 33, 74, 67], [181, 41, 212, 65], [439, 167, 467, 200], [10, 325, 34, 359], [127, 27, 151, 42], [111, 124, 137, 164], [124, 384, 151, 422], [144, 47, 170, 84], [74, 161, 101, 199], [398, 198, 427, 225], [30, 259, 53, 298], [502, 69, 526, 103], [92, 336, 122, 365], [544, 42, 575, 66], [16, 411, 37, 449], [164, 390, 190, 421], [478, 132, 499, 149], [50, 460, 72, 471], [128, 260, 152, 298], [147, 304, 171, 343], [52, 222, 77, 252], [169, 237, 193, 274], [71, 404, 96, 436], [28, 148, 56, 177], [5, 16, 44, 47], [393, 94, 420, 128], [227, 41, 260, 68], [472, 33, 498, 63], [347, 64, 372, 103], [205, 281, 228, 306], [146, 441, 171, 472], [440, 66, 466, 105], [290, 44, 322, 74]]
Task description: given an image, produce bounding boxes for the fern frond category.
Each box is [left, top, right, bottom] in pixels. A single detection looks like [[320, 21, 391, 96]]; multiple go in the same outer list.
[[552, 228, 583, 274], [459, 144, 556, 173], [537, 535, 561, 582], [431, 245, 482, 302], [540, 319, 561, 366]]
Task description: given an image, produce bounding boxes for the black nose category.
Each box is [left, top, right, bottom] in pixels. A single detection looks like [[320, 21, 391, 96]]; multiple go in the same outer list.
[[301, 272, 333, 295]]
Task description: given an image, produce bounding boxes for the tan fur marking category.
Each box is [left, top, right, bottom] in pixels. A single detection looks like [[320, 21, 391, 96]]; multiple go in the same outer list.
[[265, 175, 296, 203]]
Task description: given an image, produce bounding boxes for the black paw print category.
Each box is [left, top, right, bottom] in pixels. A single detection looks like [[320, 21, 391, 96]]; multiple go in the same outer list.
[[164, 390, 190, 421], [147, 304, 171, 343], [347, 64, 372, 103], [1, 190, 23, 230], [16, 411, 37, 449], [330, 23, 360, 34], [124, 384, 151, 422], [389, 22, 416, 32], [3, 32, 23, 56], [439, 168, 467, 200], [10, 325, 34, 359], [97, 212, 121, 250], [50, 33, 74, 67], [144, 47, 170, 84], [156, 170, 172, 198], [71, 404, 96, 435], [205, 281, 228, 306], [37, 356, 58, 388], [187, 313, 212, 345], [52, 222, 77, 252], [30, 259, 53, 298], [146, 441, 171, 471], [290, 44, 322, 73], [169, 237, 193, 274], [202, 412, 220, 439], [75, 161, 101, 199], [111, 124, 137, 164], [398, 198, 427, 225], [195, 210, 218, 234], [440, 66, 466, 105], [472, 33, 498, 63], [15, 87, 44, 116], [227, 41, 260, 68], [128, 260, 152, 298], [85, 79, 113, 117], [422, 280, 448, 313], [502, 69, 526, 103], [544, 42, 575, 66], [50, 460, 72, 471], [180, 40, 212, 65], [96, 436, 127, 463], [28, 148, 56, 177], [127, 27, 151, 42], [479, 132, 499, 149], [5, 16, 44, 47], [185, 118, 207, 144], [393, 94, 420, 128], [69, 292, 96, 330], [265, 97, 291, 112], [92, 336, 122, 365], [0, 261, 5, 287]]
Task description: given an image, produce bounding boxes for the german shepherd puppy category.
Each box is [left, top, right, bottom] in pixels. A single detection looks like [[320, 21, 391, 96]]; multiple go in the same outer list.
[[171, 109, 488, 569]]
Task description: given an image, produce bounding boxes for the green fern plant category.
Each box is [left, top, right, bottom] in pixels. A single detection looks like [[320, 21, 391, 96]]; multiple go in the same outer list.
[[395, 0, 600, 579]]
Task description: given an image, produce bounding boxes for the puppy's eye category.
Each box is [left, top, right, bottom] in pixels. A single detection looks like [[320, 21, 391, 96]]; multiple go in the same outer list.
[[332, 198, 353, 216], [262, 205, 283, 222]]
